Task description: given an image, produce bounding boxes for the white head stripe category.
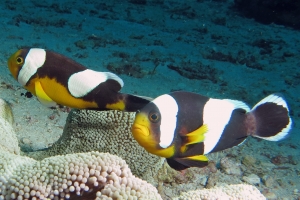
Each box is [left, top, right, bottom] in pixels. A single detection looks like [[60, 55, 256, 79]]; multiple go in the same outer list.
[[68, 70, 124, 98], [203, 99, 249, 154], [152, 94, 178, 148], [17, 48, 46, 86]]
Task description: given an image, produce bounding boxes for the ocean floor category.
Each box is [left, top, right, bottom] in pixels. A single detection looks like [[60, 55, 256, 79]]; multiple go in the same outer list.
[[0, 0, 299, 199]]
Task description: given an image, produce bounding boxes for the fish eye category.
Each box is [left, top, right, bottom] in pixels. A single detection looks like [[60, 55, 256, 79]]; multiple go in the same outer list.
[[149, 111, 160, 123], [16, 56, 24, 64]]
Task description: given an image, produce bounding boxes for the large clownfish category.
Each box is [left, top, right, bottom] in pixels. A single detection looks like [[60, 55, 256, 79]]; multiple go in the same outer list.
[[8, 48, 150, 111], [132, 91, 292, 170]]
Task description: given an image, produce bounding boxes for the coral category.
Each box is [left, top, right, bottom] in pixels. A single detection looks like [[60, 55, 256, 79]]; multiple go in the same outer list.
[[27, 109, 164, 182], [0, 100, 162, 200], [0, 150, 162, 200], [0, 99, 19, 155], [173, 184, 266, 200]]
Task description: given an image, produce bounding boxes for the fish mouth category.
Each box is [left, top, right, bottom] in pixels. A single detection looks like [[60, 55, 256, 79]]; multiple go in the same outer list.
[[131, 123, 150, 137]]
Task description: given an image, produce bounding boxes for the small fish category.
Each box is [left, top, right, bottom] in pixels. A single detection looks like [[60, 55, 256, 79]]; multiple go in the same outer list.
[[8, 48, 150, 111], [132, 91, 292, 170]]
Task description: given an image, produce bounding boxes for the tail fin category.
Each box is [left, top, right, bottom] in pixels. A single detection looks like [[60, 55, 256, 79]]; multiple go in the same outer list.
[[122, 94, 153, 112], [246, 94, 292, 141]]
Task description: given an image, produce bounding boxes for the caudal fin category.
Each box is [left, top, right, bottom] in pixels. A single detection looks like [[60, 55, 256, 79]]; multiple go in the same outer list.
[[246, 94, 292, 141]]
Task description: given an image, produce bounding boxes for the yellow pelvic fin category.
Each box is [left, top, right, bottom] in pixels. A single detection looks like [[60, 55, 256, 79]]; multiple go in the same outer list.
[[35, 81, 57, 107], [185, 155, 209, 162]]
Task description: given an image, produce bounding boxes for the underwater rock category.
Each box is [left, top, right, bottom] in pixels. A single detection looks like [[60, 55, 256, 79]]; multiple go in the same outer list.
[[220, 157, 243, 176], [270, 155, 290, 165], [234, 0, 300, 30], [173, 184, 266, 200], [242, 155, 257, 167], [167, 61, 222, 83], [242, 174, 261, 185], [262, 175, 275, 187], [262, 190, 277, 200], [207, 161, 218, 173], [206, 172, 220, 189], [107, 61, 148, 78]]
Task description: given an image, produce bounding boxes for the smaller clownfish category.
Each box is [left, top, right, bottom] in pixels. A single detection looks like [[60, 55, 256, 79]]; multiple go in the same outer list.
[[132, 91, 292, 171], [7, 48, 150, 111]]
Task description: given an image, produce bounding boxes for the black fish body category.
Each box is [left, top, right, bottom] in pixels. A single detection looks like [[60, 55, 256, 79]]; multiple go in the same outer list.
[[132, 91, 292, 170], [8, 48, 149, 111]]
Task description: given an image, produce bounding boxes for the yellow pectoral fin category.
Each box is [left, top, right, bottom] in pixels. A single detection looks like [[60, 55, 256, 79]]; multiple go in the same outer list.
[[35, 81, 57, 107], [185, 124, 208, 145], [180, 125, 208, 153]]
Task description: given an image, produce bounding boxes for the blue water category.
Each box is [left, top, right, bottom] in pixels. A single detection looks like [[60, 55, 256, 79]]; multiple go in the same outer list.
[[0, 0, 299, 199]]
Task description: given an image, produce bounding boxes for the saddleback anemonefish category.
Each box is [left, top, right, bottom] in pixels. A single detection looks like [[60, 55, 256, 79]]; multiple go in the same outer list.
[[8, 48, 150, 111], [132, 91, 292, 170]]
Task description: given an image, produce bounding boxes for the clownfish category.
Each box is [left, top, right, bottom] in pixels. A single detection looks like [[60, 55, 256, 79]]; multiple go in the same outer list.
[[7, 48, 150, 111], [131, 91, 292, 171]]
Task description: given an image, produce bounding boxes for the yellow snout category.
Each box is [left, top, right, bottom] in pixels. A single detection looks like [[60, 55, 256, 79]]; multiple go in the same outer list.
[[131, 112, 151, 143]]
